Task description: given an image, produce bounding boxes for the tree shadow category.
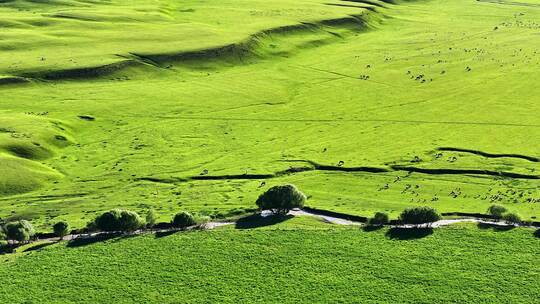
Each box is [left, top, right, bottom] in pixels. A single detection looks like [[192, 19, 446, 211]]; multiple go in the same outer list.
[[477, 222, 515, 232], [0, 244, 15, 254], [235, 213, 293, 229], [155, 229, 180, 238], [22, 242, 56, 253], [67, 233, 121, 248], [362, 225, 384, 232], [385, 227, 433, 240]]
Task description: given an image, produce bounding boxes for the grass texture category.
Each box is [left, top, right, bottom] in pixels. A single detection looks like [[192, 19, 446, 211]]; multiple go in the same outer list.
[[0, 0, 538, 229], [0, 217, 538, 303]]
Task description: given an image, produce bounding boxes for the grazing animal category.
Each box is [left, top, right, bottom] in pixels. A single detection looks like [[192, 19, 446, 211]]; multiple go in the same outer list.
[[200, 169, 209, 175], [337, 160, 344, 167]]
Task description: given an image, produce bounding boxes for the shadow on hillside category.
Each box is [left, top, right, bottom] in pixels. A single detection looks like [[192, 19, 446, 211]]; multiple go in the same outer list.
[[67, 233, 122, 248], [235, 214, 293, 229], [385, 227, 433, 240], [476, 222, 515, 232], [533, 229, 540, 238], [0, 244, 15, 254], [155, 230, 181, 238], [362, 225, 384, 232], [22, 242, 56, 253]]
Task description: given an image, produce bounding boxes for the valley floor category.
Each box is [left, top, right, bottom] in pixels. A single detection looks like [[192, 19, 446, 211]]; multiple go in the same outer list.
[[0, 217, 539, 303]]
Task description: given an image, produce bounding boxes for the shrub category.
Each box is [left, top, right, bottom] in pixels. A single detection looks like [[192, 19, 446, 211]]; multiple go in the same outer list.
[[94, 209, 144, 232], [194, 215, 211, 230], [172, 211, 196, 228], [119, 210, 145, 232], [53, 221, 70, 239], [255, 184, 306, 215], [86, 220, 98, 233], [196, 215, 211, 225], [487, 204, 507, 219], [94, 209, 122, 231], [367, 212, 389, 226], [4, 220, 35, 242], [399, 206, 441, 226], [146, 209, 157, 228], [502, 213, 521, 225]]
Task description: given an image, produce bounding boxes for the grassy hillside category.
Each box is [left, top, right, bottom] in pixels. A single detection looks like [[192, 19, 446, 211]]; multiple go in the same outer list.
[[0, 0, 538, 229], [0, 218, 538, 303]]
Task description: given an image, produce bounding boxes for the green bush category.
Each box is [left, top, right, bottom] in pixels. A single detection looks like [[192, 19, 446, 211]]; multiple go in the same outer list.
[[399, 206, 441, 226], [94, 209, 122, 231], [172, 211, 196, 228], [86, 220, 98, 233], [146, 209, 157, 228], [53, 221, 70, 239], [367, 212, 389, 226], [487, 204, 507, 219], [256, 184, 306, 215], [196, 215, 211, 225], [94, 209, 145, 232], [4, 220, 35, 242], [502, 213, 521, 225], [119, 210, 145, 231], [193, 215, 211, 230]]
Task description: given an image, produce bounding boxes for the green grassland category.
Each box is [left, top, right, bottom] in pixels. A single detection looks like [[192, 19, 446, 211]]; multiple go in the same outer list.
[[0, 218, 538, 303], [0, 0, 539, 230]]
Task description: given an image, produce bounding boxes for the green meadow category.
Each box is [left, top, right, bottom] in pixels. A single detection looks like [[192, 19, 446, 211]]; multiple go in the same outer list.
[[0, 218, 539, 303], [1, 0, 539, 229], [1, 0, 540, 302]]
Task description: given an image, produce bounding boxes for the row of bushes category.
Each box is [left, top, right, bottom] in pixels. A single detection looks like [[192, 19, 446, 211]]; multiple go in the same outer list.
[[254, 185, 526, 227], [366, 204, 525, 227], [87, 209, 209, 233], [486, 204, 522, 223], [0, 209, 208, 243], [0, 184, 530, 242], [366, 207, 441, 227]]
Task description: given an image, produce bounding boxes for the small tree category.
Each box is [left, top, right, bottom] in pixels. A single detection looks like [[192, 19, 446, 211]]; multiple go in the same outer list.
[[487, 204, 507, 219], [399, 206, 441, 227], [4, 220, 35, 243], [502, 213, 521, 225], [194, 215, 211, 230], [53, 221, 70, 240], [146, 209, 157, 228], [86, 220, 98, 233], [172, 211, 196, 229], [94, 209, 144, 232], [367, 212, 389, 226], [119, 210, 145, 232], [256, 184, 306, 215], [94, 209, 123, 231]]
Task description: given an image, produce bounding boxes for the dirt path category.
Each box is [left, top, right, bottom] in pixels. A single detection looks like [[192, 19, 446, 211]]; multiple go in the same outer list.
[[290, 209, 534, 228], [288, 209, 363, 225], [37, 221, 234, 243], [19, 209, 534, 246]]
